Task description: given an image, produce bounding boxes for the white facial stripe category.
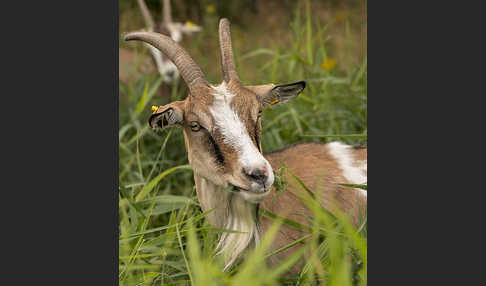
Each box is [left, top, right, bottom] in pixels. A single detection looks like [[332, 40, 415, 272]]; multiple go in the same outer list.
[[209, 83, 273, 184], [328, 142, 367, 197]]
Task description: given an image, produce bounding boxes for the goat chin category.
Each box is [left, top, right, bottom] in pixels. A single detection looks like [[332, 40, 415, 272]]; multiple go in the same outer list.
[[235, 190, 270, 203]]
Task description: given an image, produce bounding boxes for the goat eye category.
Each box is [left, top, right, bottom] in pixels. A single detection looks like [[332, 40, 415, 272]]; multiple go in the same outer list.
[[190, 121, 201, 132]]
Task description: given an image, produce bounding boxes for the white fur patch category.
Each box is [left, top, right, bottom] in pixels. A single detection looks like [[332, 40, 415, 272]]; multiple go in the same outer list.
[[209, 83, 274, 189], [328, 142, 367, 197]]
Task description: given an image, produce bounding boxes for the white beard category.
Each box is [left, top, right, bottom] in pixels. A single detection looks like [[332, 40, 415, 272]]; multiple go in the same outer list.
[[194, 175, 259, 271]]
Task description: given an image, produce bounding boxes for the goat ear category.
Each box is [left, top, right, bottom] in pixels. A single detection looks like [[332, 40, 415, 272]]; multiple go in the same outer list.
[[251, 81, 306, 107], [149, 101, 185, 130]]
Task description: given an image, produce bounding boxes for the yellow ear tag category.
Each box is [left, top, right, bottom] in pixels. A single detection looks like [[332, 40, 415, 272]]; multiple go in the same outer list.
[[151, 106, 159, 113], [185, 21, 196, 28], [271, 98, 279, 105]]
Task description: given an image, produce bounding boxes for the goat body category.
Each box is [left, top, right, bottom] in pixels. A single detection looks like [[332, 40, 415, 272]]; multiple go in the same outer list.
[[261, 142, 366, 272], [195, 142, 366, 271]]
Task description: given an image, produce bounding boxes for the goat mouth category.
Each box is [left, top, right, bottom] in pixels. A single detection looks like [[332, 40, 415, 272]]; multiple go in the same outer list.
[[226, 184, 269, 194], [224, 184, 245, 193]]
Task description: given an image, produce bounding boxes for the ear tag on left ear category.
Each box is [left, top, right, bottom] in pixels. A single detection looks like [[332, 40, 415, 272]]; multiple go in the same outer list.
[[151, 106, 159, 113], [271, 98, 279, 105]]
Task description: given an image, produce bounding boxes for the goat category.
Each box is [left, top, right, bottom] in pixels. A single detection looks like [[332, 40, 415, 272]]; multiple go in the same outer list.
[[124, 18, 367, 273], [120, 0, 201, 84]]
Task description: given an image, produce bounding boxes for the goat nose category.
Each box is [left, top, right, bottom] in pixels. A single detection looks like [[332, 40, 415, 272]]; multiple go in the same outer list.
[[243, 167, 268, 185]]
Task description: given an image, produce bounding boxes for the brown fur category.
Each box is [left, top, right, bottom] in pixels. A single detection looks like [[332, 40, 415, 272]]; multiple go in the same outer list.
[[351, 145, 367, 171], [261, 142, 367, 274]]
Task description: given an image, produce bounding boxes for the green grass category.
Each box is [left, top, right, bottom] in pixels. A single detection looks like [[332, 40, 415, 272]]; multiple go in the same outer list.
[[119, 2, 367, 285]]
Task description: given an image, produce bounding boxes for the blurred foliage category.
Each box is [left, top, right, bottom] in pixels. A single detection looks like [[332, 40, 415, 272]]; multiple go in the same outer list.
[[120, 0, 367, 74], [119, 0, 366, 285]]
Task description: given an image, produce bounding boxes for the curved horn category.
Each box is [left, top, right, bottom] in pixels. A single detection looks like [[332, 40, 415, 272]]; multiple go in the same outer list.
[[219, 18, 240, 84], [137, 0, 155, 30], [124, 32, 209, 90], [162, 0, 172, 25]]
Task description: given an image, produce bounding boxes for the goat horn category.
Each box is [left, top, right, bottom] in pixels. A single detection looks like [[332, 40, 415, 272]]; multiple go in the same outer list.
[[124, 32, 209, 90], [137, 0, 155, 30], [162, 0, 172, 25], [219, 18, 240, 84]]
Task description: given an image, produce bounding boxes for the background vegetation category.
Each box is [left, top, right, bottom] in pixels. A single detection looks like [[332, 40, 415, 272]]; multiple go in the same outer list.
[[119, 0, 367, 285]]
